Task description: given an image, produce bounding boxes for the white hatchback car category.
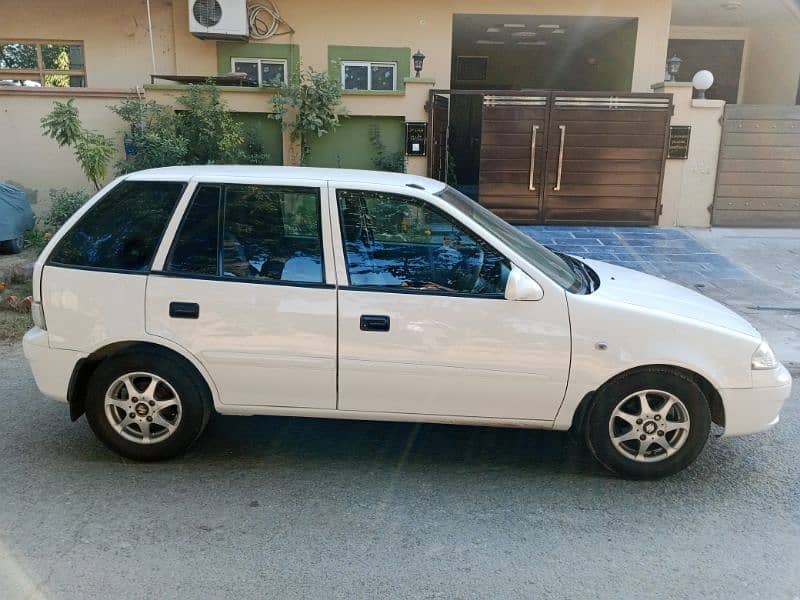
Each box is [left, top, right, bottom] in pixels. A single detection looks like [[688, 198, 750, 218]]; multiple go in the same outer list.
[[24, 166, 791, 479]]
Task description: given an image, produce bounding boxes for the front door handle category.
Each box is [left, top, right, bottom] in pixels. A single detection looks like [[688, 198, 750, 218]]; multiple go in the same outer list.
[[360, 314, 390, 332], [169, 302, 199, 319]]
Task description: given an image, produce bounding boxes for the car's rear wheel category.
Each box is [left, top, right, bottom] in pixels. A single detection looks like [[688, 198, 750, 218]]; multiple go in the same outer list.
[[85, 351, 211, 461], [585, 368, 711, 480]]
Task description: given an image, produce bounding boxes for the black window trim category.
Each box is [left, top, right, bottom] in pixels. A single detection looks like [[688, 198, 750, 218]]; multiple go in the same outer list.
[[164, 184, 223, 278], [45, 179, 187, 274], [162, 181, 328, 287], [335, 188, 511, 300]]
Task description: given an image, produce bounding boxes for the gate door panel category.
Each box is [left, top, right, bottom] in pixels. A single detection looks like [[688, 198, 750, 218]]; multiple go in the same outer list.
[[712, 104, 800, 227], [542, 94, 671, 225], [429, 94, 450, 183], [479, 94, 549, 224]]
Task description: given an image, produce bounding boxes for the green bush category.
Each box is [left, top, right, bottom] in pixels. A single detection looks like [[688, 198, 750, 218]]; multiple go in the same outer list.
[[47, 188, 89, 229], [110, 99, 187, 173], [111, 83, 267, 173], [175, 83, 244, 164], [23, 228, 49, 251], [369, 125, 406, 173]]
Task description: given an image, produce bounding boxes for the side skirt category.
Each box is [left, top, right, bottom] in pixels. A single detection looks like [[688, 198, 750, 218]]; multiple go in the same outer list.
[[214, 404, 559, 430]]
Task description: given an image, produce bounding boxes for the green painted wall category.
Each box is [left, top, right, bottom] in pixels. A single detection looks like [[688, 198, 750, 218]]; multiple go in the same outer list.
[[328, 46, 411, 90], [216, 42, 299, 75], [232, 112, 283, 165], [307, 116, 405, 170]]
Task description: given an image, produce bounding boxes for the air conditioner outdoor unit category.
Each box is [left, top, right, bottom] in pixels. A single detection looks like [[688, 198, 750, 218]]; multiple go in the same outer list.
[[188, 0, 248, 41]]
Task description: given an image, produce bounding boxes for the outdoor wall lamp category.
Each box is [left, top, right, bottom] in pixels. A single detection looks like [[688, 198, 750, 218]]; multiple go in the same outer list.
[[666, 54, 683, 82], [413, 50, 426, 78], [692, 70, 714, 99]]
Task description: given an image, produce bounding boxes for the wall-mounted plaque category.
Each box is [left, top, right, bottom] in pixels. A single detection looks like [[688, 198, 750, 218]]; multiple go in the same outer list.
[[668, 126, 691, 159], [406, 122, 427, 156]]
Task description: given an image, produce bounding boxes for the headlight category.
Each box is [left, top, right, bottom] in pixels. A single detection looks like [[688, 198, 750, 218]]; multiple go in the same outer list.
[[751, 341, 777, 370], [31, 301, 46, 331]]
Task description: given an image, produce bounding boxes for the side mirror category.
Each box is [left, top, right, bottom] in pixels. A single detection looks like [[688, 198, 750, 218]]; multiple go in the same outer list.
[[505, 265, 544, 301]]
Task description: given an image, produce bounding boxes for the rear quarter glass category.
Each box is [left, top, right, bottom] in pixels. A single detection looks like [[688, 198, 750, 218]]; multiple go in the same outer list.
[[47, 181, 186, 272]]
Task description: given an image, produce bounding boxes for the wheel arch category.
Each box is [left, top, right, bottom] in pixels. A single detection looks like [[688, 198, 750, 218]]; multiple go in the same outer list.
[[67, 340, 218, 421], [567, 364, 725, 436]]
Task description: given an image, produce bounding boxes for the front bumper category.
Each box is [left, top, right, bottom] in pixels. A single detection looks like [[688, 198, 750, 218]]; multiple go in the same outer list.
[[22, 327, 86, 403], [720, 363, 793, 437]]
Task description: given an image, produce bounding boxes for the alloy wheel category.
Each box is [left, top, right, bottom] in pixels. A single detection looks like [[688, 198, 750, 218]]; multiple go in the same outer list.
[[608, 389, 690, 463], [104, 372, 182, 445]]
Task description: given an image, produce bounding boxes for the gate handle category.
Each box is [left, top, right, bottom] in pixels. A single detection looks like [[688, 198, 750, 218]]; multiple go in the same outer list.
[[553, 125, 566, 192], [528, 124, 539, 191]]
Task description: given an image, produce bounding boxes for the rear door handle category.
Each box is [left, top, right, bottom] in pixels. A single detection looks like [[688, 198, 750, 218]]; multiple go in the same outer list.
[[169, 302, 199, 319], [360, 314, 390, 332]]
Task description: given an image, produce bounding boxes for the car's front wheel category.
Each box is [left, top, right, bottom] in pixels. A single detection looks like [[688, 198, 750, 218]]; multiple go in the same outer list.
[[585, 368, 711, 479], [85, 351, 212, 461]]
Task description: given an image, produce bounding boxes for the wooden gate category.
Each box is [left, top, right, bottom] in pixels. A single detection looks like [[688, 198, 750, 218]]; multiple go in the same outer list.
[[479, 93, 549, 223], [712, 104, 800, 227], [543, 93, 672, 225], [432, 90, 672, 225], [428, 94, 450, 183]]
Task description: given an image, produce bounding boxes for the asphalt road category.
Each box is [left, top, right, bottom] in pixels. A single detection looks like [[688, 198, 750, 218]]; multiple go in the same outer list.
[[1, 342, 798, 600]]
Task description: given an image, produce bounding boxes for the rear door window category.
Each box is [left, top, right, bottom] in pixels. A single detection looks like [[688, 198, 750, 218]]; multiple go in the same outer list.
[[48, 180, 185, 272], [221, 184, 324, 284]]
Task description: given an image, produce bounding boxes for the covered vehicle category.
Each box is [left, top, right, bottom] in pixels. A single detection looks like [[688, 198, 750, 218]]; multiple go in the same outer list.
[[0, 183, 34, 254]]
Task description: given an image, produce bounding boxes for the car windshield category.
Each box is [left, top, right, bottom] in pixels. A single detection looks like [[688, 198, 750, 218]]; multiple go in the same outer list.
[[435, 186, 582, 292]]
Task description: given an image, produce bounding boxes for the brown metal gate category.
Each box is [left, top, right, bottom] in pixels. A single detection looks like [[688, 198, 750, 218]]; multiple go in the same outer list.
[[712, 104, 800, 227], [479, 93, 548, 223], [430, 90, 672, 226], [542, 93, 672, 225]]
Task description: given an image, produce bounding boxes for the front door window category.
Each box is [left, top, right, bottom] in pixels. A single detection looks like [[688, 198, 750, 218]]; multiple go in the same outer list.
[[337, 189, 510, 296]]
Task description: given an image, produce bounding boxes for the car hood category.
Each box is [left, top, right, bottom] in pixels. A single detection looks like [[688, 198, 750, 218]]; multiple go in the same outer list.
[[583, 259, 759, 338]]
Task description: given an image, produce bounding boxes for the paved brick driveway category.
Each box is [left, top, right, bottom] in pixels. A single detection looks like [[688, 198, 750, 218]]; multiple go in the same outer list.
[[519, 226, 745, 280]]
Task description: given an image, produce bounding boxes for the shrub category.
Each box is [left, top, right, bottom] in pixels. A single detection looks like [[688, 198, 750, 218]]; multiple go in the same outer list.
[[110, 99, 187, 173], [369, 125, 406, 173], [176, 83, 245, 164], [240, 128, 271, 165], [111, 83, 259, 172], [47, 188, 89, 229], [23, 228, 49, 251]]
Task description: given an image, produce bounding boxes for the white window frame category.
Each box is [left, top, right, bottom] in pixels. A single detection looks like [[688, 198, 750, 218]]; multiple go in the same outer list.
[[341, 61, 398, 91], [230, 57, 288, 87]]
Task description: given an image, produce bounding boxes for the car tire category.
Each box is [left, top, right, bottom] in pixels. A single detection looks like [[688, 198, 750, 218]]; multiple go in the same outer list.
[[585, 368, 711, 480], [2, 235, 23, 254], [85, 350, 212, 461]]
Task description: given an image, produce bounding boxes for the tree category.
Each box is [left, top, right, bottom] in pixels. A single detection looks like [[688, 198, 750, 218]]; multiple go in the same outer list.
[[270, 64, 346, 165], [41, 99, 115, 190]]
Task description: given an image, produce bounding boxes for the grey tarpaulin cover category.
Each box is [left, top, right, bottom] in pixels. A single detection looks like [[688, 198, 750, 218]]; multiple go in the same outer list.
[[0, 183, 34, 241]]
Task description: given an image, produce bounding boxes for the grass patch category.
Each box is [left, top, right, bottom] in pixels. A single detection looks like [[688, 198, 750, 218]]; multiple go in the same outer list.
[[0, 279, 33, 343], [0, 311, 30, 342]]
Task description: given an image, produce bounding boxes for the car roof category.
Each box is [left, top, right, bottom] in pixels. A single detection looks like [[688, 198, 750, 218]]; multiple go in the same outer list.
[[125, 165, 447, 194]]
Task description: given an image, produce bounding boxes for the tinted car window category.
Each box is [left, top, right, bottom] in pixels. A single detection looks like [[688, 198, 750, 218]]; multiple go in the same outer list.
[[49, 181, 184, 272], [166, 185, 221, 276], [338, 189, 510, 295], [222, 184, 323, 284]]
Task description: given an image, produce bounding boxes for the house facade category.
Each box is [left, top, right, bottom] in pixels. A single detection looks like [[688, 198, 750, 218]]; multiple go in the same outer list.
[[2, 0, 799, 226]]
